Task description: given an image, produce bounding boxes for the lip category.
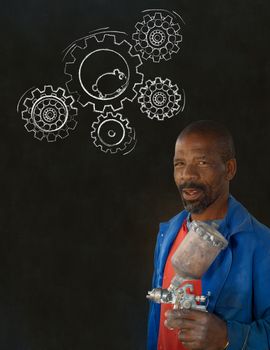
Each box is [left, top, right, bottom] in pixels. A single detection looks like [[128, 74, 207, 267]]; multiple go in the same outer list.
[[182, 188, 203, 201]]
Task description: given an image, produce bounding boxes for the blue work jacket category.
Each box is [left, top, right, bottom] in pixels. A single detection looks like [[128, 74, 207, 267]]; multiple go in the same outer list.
[[147, 195, 270, 350]]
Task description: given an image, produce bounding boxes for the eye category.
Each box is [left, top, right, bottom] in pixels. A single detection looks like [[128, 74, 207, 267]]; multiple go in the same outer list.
[[198, 160, 208, 166], [174, 161, 185, 167]]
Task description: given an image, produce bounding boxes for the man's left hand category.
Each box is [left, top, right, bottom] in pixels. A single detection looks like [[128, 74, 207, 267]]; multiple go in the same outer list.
[[165, 308, 228, 350]]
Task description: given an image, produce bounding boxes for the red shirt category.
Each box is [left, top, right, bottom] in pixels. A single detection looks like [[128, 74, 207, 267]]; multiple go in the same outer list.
[[157, 222, 202, 350]]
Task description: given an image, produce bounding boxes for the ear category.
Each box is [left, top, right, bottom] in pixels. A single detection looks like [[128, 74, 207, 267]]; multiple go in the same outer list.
[[225, 158, 237, 181]]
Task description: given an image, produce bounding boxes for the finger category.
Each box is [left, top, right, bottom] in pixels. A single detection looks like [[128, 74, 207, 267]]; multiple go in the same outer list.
[[180, 340, 200, 350], [178, 330, 203, 350], [166, 309, 206, 321], [165, 317, 195, 330]]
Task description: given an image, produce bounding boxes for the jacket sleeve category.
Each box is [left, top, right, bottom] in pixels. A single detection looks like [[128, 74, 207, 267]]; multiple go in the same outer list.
[[226, 232, 270, 350], [147, 226, 163, 350]]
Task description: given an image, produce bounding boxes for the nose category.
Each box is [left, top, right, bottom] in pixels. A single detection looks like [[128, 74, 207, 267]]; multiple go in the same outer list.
[[179, 164, 200, 182]]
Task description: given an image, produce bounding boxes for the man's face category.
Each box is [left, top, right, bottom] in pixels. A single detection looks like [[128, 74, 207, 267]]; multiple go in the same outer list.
[[173, 132, 230, 215]]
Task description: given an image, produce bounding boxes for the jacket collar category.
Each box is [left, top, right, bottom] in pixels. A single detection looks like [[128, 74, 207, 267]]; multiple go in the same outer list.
[[218, 195, 253, 239], [161, 194, 253, 240]]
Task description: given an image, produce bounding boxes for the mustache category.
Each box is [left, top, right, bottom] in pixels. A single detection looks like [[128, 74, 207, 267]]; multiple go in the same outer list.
[[178, 182, 206, 192]]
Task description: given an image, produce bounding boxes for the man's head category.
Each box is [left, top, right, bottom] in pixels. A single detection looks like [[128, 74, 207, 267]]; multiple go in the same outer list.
[[173, 120, 237, 220]]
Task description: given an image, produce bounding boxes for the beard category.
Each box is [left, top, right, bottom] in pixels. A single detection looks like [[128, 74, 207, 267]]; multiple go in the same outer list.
[[178, 181, 215, 214]]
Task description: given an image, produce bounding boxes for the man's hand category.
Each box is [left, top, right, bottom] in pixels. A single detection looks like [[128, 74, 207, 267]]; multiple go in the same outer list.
[[165, 309, 228, 350]]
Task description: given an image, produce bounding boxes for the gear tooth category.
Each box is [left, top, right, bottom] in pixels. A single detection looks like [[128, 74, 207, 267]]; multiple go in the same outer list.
[[56, 87, 65, 97], [125, 90, 136, 102], [67, 40, 87, 56], [176, 34, 183, 42], [142, 52, 150, 60], [22, 110, 31, 120], [164, 52, 172, 60], [135, 22, 143, 31], [133, 81, 143, 94], [172, 45, 180, 53], [143, 14, 152, 22], [65, 96, 73, 105], [164, 78, 170, 86], [120, 116, 129, 127], [173, 23, 181, 31], [64, 51, 76, 64], [174, 101, 181, 110], [130, 46, 139, 58], [138, 96, 144, 104], [93, 139, 98, 147], [90, 99, 106, 113], [77, 94, 90, 107], [117, 149, 125, 156], [118, 113, 124, 121], [96, 114, 104, 123], [44, 85, 53, 96], [164, 15, 173, 24], [102, 34, 117, 45], [47, 133, 57, 142], [67, 119, 77, 130], [132, 33, 139, 41], [23, 98, 33, 108], [59, 129, 69, 139], [35, 131, 45, 140], [65, 52, 77, 65], [138, 72, 144, 83], [125, 124, 132, 133], [112, 100, 124, 111], [25, 122, 35, 132], [129, 51, 142, 65], [72, 45, 86, 59], [106, 112, 113, 119], [66, 80, 77, 94], [78, 38, 88, 49], [134, 43, 142, 52], [108, 148, 116, 154], [135, 70, 144, 84], [139, 86, 147, 93], [32, 89, 41, 99], [154, 12, 162, 20], [39, 86, 46, 95], [69, 106, 78, 116], [171, 84, 178, 92], [65, 62, 75, 76], [93, 33, 106, 43], [121, 40, 132, 52], [153, 55, 160, 63], [91, 125, 98, 136]]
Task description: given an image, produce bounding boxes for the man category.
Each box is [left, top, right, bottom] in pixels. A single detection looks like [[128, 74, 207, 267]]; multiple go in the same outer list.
[[147, 120, 270, 350]]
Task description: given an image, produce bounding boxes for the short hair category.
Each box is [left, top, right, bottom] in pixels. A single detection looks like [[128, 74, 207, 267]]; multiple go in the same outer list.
[[177, 120, 235, 162]]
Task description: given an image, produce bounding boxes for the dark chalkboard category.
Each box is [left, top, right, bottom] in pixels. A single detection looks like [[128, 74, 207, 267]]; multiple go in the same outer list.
[[2, 0, 270, 349]]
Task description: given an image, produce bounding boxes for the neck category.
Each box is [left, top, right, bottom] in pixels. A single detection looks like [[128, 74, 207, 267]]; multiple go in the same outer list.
[[190, 193, 229, 221]]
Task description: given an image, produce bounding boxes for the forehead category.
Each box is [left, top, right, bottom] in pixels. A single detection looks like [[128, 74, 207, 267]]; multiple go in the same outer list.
[[174, 132, 221, 157]]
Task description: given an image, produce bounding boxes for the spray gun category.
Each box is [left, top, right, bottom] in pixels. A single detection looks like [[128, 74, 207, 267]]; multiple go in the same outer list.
[[147, 221, 228, 311]]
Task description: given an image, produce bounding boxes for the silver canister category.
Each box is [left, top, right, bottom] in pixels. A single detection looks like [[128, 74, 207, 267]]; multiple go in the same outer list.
[[171, 221, 228, 280]]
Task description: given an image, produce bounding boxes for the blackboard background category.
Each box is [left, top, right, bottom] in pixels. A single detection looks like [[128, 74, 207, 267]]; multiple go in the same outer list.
[[2, 0, 270, 349]]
